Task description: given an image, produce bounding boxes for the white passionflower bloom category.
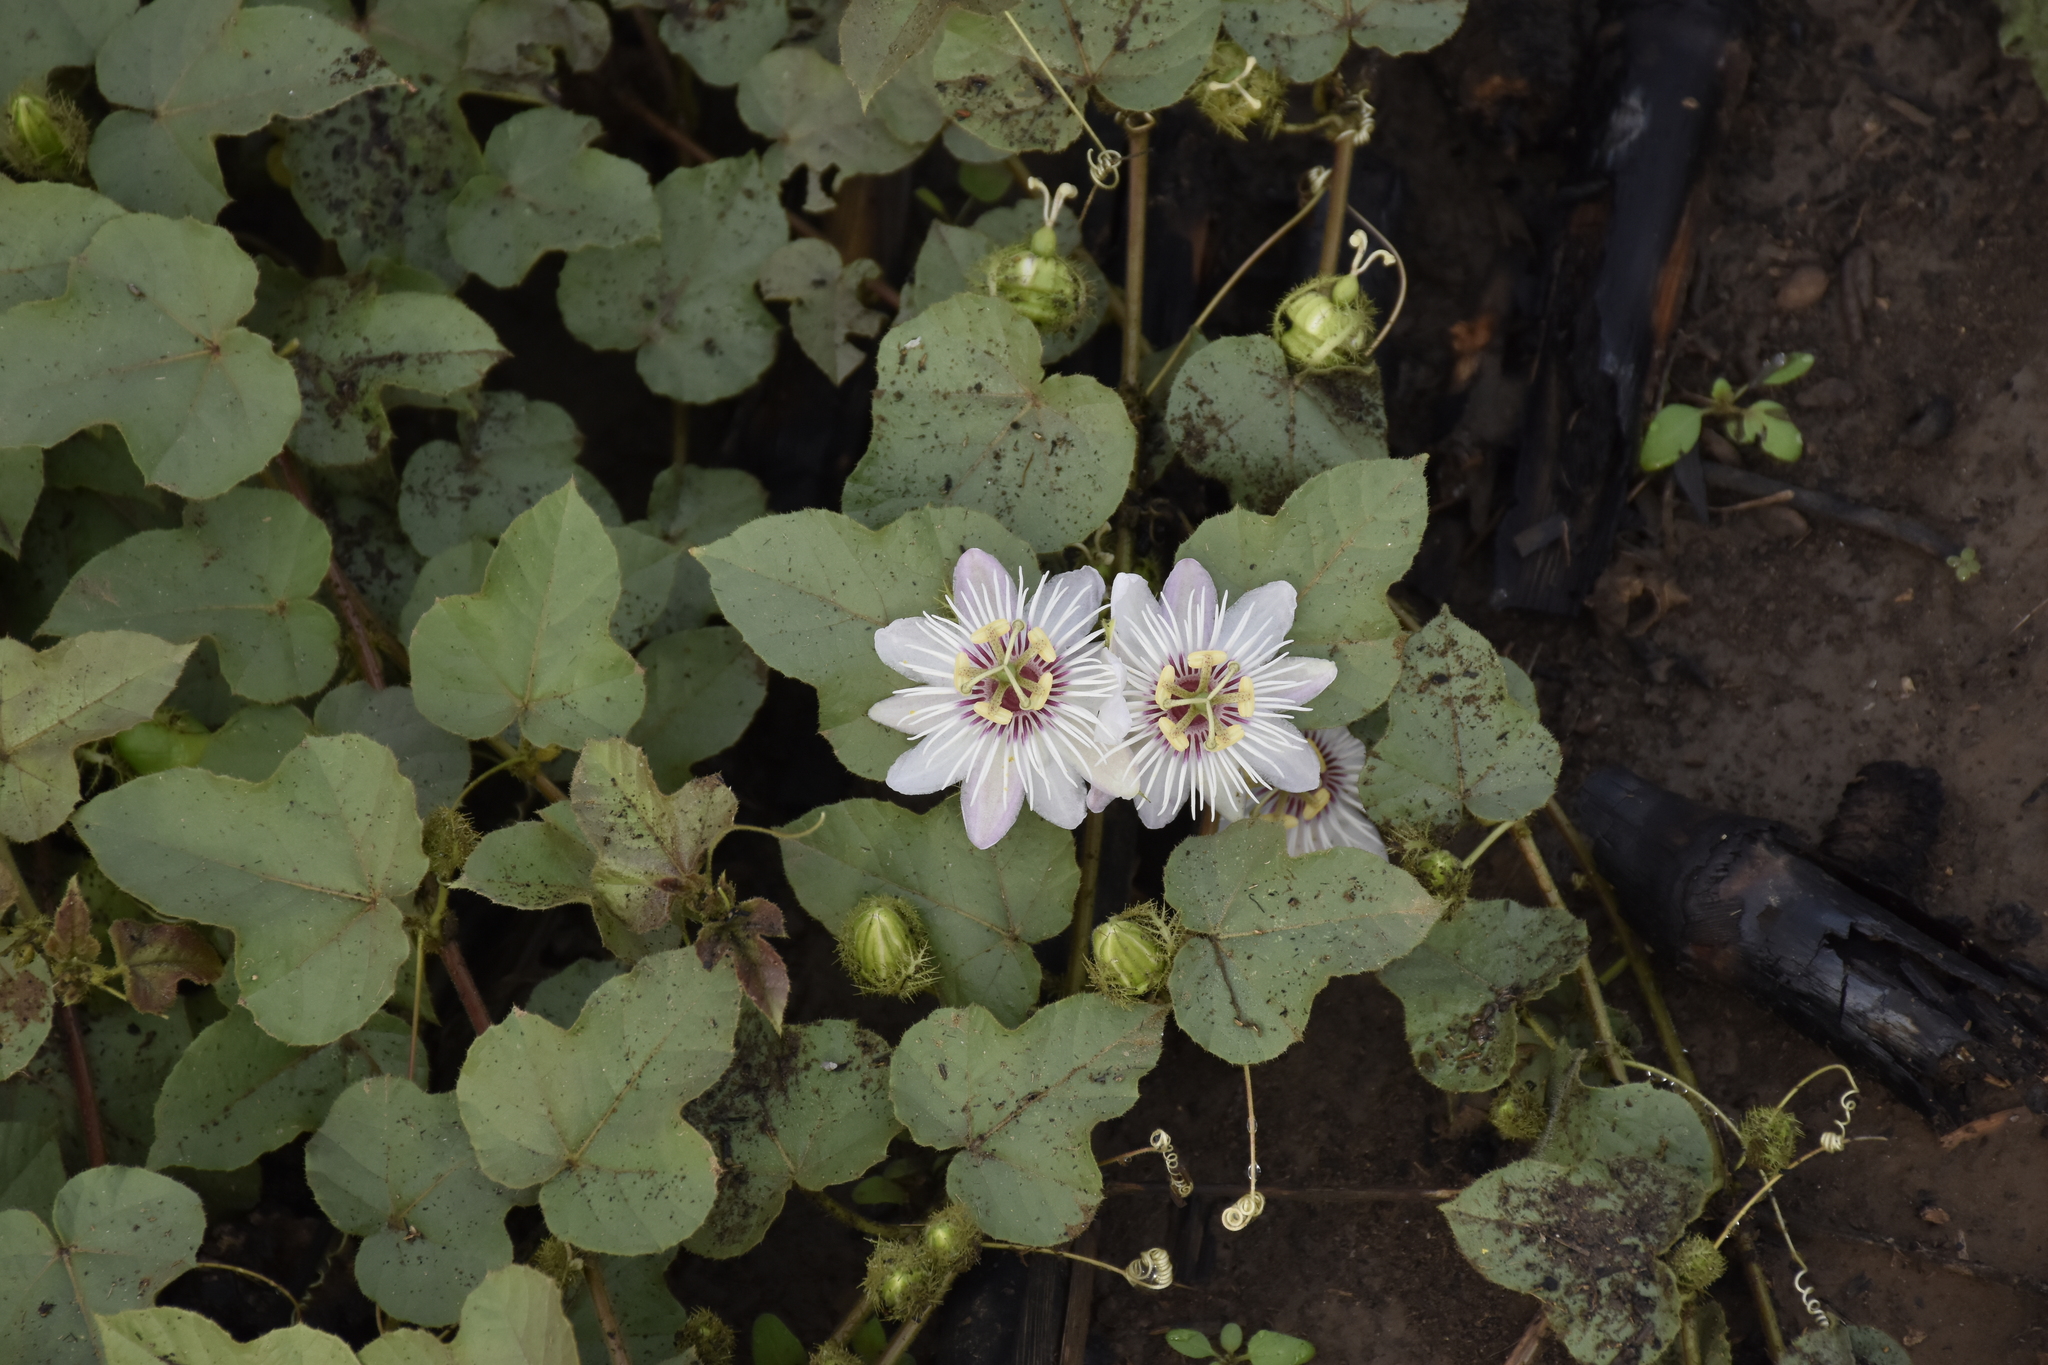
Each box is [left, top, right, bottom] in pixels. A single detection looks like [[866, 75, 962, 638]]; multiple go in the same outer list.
[[1238, 727, 1388, 858], [1105, 559, 1338, 828], [869, 549, 1135, 849]]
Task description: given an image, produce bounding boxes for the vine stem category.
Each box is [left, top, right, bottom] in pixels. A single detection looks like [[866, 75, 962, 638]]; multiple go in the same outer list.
[[826, 1294, 876, 1348], [269, 452, 385, 689], [1317, 135, 1355, 276], [58, 1004, 106, 1168], [803, 1188, 914, 1239], [1511, 823, 1625, 1085], [486, 735, 567, 804], [1460, 818, 1514, 870], [186, 1261, 301, 1318], [438, 937, 492, 1036], [874, 1312, 929, 1365], [1119, 114, 1151, 397], [980, 1243, 1133, 1279], [406, 926, 428, 1083], [1065, 812, 1105, 996], [1502, 1311, 1547, 1365], [583, 1255, 636, 1365]]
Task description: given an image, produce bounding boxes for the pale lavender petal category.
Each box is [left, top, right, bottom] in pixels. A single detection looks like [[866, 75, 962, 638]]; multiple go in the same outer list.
[[1161, 558, 1217, 626], [869, 690, 953, 734], [1025, 761, 1086, 830], [1242, 722, 1324, 793], [959, 747, 1025, 848], [1032, 565, 1106, 645], [1092, 680, 1130, 747], [1086, 744, 1139, 800], [1219, 580, 1297, 664], [953, 549, 1018, 623], [1088, 782, 1118, 813]]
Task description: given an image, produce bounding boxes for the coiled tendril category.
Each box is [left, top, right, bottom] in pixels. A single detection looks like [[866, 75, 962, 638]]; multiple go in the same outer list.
[[1124, 1247, 1173, 1290], [1150, 1128, 1193, 1199]]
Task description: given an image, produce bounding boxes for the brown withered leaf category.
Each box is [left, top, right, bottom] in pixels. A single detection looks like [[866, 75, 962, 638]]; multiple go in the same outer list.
[[111, 920, 225, 1016], [43, 877, 100, 1005], [695, 897, 790, 1032], [1587, 550, 1690, 638]]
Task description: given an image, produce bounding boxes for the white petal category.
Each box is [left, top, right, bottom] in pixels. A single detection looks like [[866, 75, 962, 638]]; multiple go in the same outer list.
[[869, 691, 950, 734], [1255, 656, 1339, 704], [1110, 571, 1160, 632], [1092, 681, 1131, 747], [959, 746, 1025, 848], [1031, 566, 1106, 645], [1025, 760, 1087, 829], [1086, 744, 1140, 799], [1087, 783, 1119, 813], [1161, 558, 1217, 629], [887, 730, 974, 795], [874, 617, 956, 685], [1242, 722, 1324, 793], [1218, 580, 1297, 664], [953, 549, 1019, 624]]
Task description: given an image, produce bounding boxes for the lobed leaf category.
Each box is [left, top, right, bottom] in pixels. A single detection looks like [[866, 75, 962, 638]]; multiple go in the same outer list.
[[1222, 0, 1466, 82], [890, 994, 1167, 1245], [75, 734, 426, 1047], [2, 999, 197, 1168], [0, 1118, 66, 1220], [397, 392, 616, 558], [447, 107, 660, 288], [738, 47, 929, 210], [97, 1309, 360, 1365], [565, 1252, 685, 1365], [0, 958, 53, 1084], [570, 739, 737, 936], [628, 0, 788, 87], [459, 804, 595, 911], [314, 682, 473, 816], [644, 464, 767, 634], [0, 1, 137, 117], [465, 0, 611, 78], [606, 523, 683, 651], [630, 627, 769, 789], [758, 239, 889, 385], [0, 182, 127, 313]]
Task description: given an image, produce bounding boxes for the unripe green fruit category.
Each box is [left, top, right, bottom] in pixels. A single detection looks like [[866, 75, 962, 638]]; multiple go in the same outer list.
[[1403, 846, 1472, 908], [921, 1203, 981, 1275], [983, 237, 1087, 332], [839, 895, 938, 998], [863, 1239, 940, 1320], [1489, 1090, 1545, 1143], [1738, 1105, 1803, 1173], [1091, 917, 1169, 1000], [1272, 275, 1377, 371], [423, 805, 481, 881], [113, 716, 212, 775], [810, 1346, 863, 1365], [1666, 1234, 1727, 1295]]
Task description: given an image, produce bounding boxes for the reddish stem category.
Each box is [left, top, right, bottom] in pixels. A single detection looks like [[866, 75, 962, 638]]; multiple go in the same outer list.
[[58, 1005, 106, 1168], [269, 453, 393, 688], [439, 939, 493, 1036], [583, 1256, 636, 1365]]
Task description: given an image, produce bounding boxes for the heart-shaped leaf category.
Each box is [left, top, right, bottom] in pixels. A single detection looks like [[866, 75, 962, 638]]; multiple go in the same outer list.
[[465, 0, 611, 78], [0, 182, 127, 313], [781, 796, 1078, 1026], [1163, 820, 1440, 1064], [758, 239, 888, 385], [75, 734, 426, 1047], [630, 0, 789, 87], [558, 154, 787, 405], [448, 1263, 581, 1365], [0, 1118, 65, 1221], [0, 631, 191, 841], [397, 392, 615, 559], [890, 994, 1167, 1245], [1358, 610, 1560, 829], [0, 213, 302, 499], [1223, 0, 1466, 82], [1165, 334, 1390, 512], [630, 626, 769, 789], [96, 1309, 361, 1365], [845, 295, 1135, 552], [148, 1006, 412, 1171], [43, 487, 338, 704], [456, 949, 739, 1254], [447, 107, 659, 288], [682, 1015, 899, 1257], [570, 739, 737, 935], [1377, 899, 1588, 1092], [308, 1076, 515, 1326], [1177, 456, 1428, 727], [738, 47, 929, 209], [314, 682, 474, 816], [411, 482, 646, 749], [89, 0, 399, 220], [644, 465, 767, 634]]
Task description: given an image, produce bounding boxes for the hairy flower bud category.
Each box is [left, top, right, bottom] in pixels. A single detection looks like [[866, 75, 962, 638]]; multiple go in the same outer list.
[[112, 715, 212, 776], [678, 1307, 735, 1365], [1488, 1090, 1545, 1143], [529, 1236, 582, 1287], [863, 1238, 939, 1321], [423, 806, 481, 881], [3, 85, 90, 182], [1666, 1234, 1727, 1295], [1400, 844, 1472, 910], [1739, 1105, 1803, 1173], [810, 1347, 863, 1365], [1089, 905, 1175, 1002], [1273, 273, 1377, 371], [920, 1203, 981, 1276], [838, 895, 938, 999], [983, 232, 1087, 332]]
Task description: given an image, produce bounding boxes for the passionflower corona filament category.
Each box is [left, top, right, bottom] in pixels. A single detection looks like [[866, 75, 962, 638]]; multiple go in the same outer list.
[[870, 549, 1134, 848], [1238, 727, 1387, 858], [1104, 560, 1337, 827]]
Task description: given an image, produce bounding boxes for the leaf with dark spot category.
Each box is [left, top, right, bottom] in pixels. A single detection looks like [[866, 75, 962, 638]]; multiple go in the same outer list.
[[110, 920, 223, 1017]]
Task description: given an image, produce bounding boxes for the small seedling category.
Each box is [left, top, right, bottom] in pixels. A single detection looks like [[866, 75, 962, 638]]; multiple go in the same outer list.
[[1167, 1322, 1315, 1365], [1640, 352, 1814, 471]]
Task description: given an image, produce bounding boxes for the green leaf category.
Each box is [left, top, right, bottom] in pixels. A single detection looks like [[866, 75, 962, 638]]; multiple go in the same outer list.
[[1163, 821, 1439, 1064], [569, 740, 737, 936], [147, 1006, 412, 1172], [0, 1166, 204, 1365], [565, 1253, 684, 1365], [897, 216, 1105, 366], [1752, 411, 1804, 463], [1759, 351, 1815, 386], [411, 483, 647, 749], [1245, 1331, 1317, 1365], [838, 0, 968, 103], [753, 1314, 806, 1365], [362, 1328, 457, 1365], [1222, 0, 1465, 81], [0, 958, 53, 1084], [629, 0, 788, 87], [896, 221, 994, 321], [0, 1119, 66, 1220], [75, 733, 426, 1047], [1165, 334, 1390, 512], [694, 505, 1034, 779], [738, 47, 928, 211], [524, 958, 623, 1028], [630, 627, 769, 789], [682, 1015, 899, 1257], [194, 703, 310, 781], [935, 0, 1220, 152], [758, 239, 889, 385], [258, 271, 506, 468], [845, 295, 1134, 552], [398, 392, 617, 558], [781, 796, 1078, 1025], [1177, 456, 1428, 727], [456, 949, 739, 1254], [890, 994, 1166, 1245], [0, 181, 127, 313], [465, 0, 611, 78], [459, 805, 596, 911], [1166, 1328, 1217, 1359], [1377, 899, 1588, 1092], [308, 1076, 514, 1326], [558, 155, 787, 405], [97, 1309, 360, 1365], [0, 213, 302, 499], [43, 487, 338, 704], [607, 524, 683, 651], [1781, 1326, 1913, 1365], [281, 82, 485, 289], [315, 682, 474, 816], [3, 999, 196, 1168], [330, 493, 426, 629], [1638, 403, 1703, 473], [0, 631, 191, 841], [401, 541, 491, 642], [0, 447, 44, 559], [0, 1, 137, 119], [645, 465, 767, 634], [89, 0, 399, 220], [1709, 376, 1735, 404], [447, 107, 660, 288], [1219, 1324, 1243, 1354], [1358, 610, 1561, 829]]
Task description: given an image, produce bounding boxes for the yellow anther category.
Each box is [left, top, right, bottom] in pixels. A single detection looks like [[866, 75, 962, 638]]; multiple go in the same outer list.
[[1157, 716, 1191, 752], [1154, 664, 1177, 710], [969, 619, 1013, 645], [1298, 787, 1331, 819], [1028, 627, 1057, 664], [1254, 809, 1301, 830], [973, 699, 1015, 725], [1235, 677, 1255, 717], [1203, 723, 1244, 752], [1021, 671, 1054, 711], [953, 652, 978, 695], [1185, 650, 1228, 671]]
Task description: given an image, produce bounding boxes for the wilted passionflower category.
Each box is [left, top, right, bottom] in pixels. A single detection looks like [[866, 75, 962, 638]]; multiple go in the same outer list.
[[837, 894, 939, 998], [1273, 229, 1390, 371], [1090, 905, 1175, 1001], [1194, 41, 1284, 141], [984, 177, 1088, 333]]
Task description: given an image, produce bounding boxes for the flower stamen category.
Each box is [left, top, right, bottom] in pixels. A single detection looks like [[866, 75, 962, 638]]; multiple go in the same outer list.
[[954, 621, 1061, 726], [1151, 650, 1252, 753]]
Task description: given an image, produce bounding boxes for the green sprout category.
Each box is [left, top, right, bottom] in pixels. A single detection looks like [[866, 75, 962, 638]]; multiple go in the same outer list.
[[1167, 1322, 1316, 1365], [1640, 352, 1815, 472]]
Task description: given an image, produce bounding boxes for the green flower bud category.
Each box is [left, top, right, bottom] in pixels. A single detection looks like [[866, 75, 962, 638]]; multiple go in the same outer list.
[[1400, 845, 1472, 909], [984, 238, 1087, 332], [864, 1238, 940, 1321], [1488, 1090, 1545, 1143], [920, 1203, 981, 1275], [678, 1307, 736, 1365], [112, 715, 212, 776], [1738, 1105, 1803, 1173], [3, 85, 90, 182], [528, 1236, 583, 1287], [1666, 1234, 1727, 1295], [839, 895, 938, 999], [423, 805, 480, 881], [1089, 911, 1172, 1001], [1272, 274, 1377, 371]]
